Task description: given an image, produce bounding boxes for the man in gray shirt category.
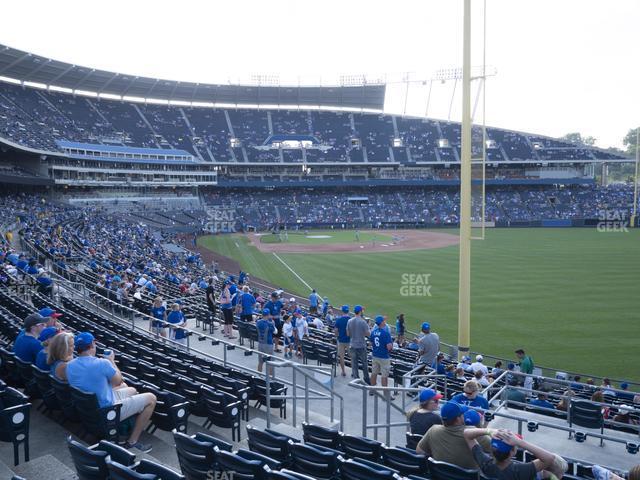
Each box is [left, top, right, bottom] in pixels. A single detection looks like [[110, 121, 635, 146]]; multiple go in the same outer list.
[[347, 305, 370, 383], [417, 322, 440, 366]]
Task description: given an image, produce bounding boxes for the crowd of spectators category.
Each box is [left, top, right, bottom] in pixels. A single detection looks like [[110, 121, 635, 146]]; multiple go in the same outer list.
[[202, 184, 639, 229]]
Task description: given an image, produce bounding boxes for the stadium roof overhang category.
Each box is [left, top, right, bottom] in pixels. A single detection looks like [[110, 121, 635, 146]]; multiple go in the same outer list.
[[0, 44, 386, 110]]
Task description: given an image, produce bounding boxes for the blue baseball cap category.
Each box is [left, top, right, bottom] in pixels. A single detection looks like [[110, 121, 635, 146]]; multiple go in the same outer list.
[[440, 401, 468, 421], [38, 326, 58, 342], [39, 307, 62, 318], [354, 305, 363, 314], [421, 322, 430, 331], [341, 305, 349, 313], [75, 332, 95, 350], [464, 409, 482, 426], [375, 315, 385, 325], [419, 388, 443, 403], [621, 382, 629, 390], [294, 308, 302, 315], [262, 308, 271, 315], [491, 434, 521, 454]]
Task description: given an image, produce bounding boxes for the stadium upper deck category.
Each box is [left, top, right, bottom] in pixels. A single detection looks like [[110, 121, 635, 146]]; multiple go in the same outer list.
[[0, 80, 628, 166]]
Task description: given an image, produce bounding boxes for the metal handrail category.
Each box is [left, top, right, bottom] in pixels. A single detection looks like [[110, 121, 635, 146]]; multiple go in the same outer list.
[[265, 359, 344, 431]]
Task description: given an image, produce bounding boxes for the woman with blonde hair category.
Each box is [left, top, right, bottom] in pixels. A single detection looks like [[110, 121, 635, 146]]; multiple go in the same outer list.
[[555, 389, 575, 412], [47, 332, 74, 381]]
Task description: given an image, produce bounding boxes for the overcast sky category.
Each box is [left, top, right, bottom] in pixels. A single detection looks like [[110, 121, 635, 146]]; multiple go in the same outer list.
[[1, 0, 638, 149]]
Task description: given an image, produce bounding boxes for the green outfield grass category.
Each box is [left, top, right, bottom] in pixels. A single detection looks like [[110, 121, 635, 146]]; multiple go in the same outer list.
[[258, 229, 391, 244], [198, 229, 640, 381]]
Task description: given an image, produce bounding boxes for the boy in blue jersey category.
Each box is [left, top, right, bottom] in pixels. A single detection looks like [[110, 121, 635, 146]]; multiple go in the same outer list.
[[256, 309, 276, 374], [333, 305, 351, 376], [370, 315, 393, 396]]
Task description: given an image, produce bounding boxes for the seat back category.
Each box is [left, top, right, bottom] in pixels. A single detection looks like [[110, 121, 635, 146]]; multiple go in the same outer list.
[[246, 424, 292, 463], [70, 386, 120, 441], [302, 422, 341, 449], [405, 433, 422, 450], [381, 446, 428, 477], [67, 436, 110, 480], [216, 449, 266, 480], [135, 459, 186, 480], [50, 375, 77, 420], [428, 458, 478, 480], [340, 433, 382, 462], [173, 431, 216, 479], [339, 458, 397, 480], [570, 400, 604, 429], [290, 443, 340, 480], [105, 459, 157, 480]]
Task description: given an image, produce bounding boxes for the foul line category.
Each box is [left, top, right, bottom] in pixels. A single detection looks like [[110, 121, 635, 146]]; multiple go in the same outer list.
[[272, 253, 313, 291]]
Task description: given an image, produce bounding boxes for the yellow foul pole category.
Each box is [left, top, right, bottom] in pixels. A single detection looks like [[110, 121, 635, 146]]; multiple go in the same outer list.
[[457, 0, 472, 358]]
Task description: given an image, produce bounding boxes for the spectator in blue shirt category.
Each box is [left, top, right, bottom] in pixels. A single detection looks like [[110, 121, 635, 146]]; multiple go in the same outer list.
[[238, 286, 256, 322], [256, 309, 276, 374], [35, 327, 59, 371], [370, 315, 393, 396], [431, 352, 447, 375], [66, 332, 156, 453], [13, 313, 47, 363], [334, 305, 351, 377], [149, 297, 167, 338], [308, 289, 321, 314], [528, 392, 555, 411], [395, 313, 406, 346], [264, 292, 284, 353], [451, 380, 490, 410], [167, 303, 187, 346]]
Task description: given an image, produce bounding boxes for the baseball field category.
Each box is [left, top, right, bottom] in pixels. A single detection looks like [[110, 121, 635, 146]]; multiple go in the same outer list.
[[197, 228, 640, 381]]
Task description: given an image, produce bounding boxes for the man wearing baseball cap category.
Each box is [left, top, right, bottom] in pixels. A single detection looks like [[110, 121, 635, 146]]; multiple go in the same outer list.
[[333, 305, 351, 377], [347, 305, 370, 384], [417, 401, 491, 469], [464, 427, 567, 479], [256, 309, 276, 374], [66, 332, 157, 453], [370, 315, 393, 396], [416, 321, 440, 366], [407, 388, 443, 435], [13, 313, 48, 363]]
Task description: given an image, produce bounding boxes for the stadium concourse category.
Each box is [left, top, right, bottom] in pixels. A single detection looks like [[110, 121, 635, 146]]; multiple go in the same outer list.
[[0, 194, 639, 480]]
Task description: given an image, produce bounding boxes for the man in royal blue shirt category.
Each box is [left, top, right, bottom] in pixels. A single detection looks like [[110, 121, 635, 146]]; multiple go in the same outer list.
[[451, 380, 490, 410], [256, 309, 276, 374], [13, 313, 47, 363], [333, 305, 351, 377], [238, 286, 256, 322], [264, 292, 284, 352], [370, 315, 393, 396]]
